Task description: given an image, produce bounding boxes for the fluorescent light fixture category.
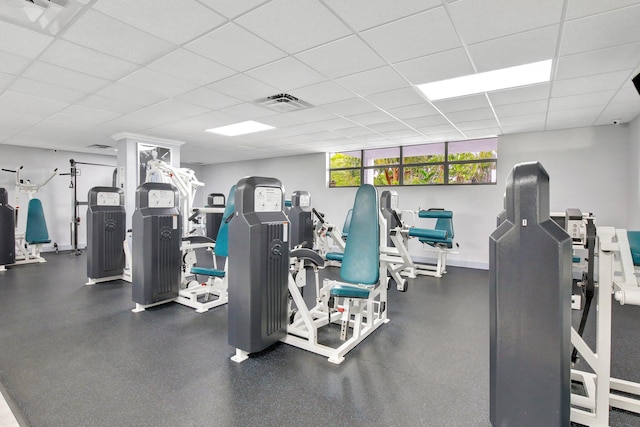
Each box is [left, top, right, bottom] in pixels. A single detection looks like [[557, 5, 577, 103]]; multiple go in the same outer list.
[[206, 120, 274, 136], [417, 59, 552, 101]]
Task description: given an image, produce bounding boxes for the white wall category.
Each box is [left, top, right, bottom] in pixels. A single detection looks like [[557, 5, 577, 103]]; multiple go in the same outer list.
[[0, 146, 117, 251], [628, 116, 640, 229], [200, 124, 631, 269]]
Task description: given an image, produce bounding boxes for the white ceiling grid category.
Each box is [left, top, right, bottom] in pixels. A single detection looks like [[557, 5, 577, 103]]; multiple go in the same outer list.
[[0, 0, 636, 164]]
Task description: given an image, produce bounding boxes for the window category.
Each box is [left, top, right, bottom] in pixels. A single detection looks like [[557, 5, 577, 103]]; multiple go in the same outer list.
[[329, 138, 497, 187]]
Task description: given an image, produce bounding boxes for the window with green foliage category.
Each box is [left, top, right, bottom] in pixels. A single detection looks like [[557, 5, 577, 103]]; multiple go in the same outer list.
[[329, 138, 497, 187]]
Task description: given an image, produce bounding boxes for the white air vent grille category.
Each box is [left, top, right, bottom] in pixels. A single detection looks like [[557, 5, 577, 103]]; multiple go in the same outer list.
[[255, 93, 312, 113]]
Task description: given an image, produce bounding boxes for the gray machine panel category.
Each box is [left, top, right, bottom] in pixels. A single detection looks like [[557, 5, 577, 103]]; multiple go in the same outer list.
[[380, 190, 400, 247], [228, 176, 289, 354], [87, 187, 125, 279], [132, 182, 181, 305], [288, 190, 313, 249], [489, 162, 572, 426], [205, 192, 225, 241], [0, 188, 15, 266]]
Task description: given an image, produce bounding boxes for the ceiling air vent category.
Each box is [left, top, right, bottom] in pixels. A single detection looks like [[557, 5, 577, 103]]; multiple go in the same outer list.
[[255, 93, 312, 113], [88, 144, 115, 150]]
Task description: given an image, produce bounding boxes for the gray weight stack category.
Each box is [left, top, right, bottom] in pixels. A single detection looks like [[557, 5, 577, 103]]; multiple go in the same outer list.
[[489, 162, 572, 427], [205, 192, 225, 240], [87, 187, 125, 280], [0, 188, 15, 266], [228, 176, 289, 354], [380, 190, 400, 247], [132, 182, 181, 305], [288, 190, 313, 249]]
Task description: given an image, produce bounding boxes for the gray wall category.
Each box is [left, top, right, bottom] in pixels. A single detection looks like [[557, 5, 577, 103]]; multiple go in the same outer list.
[[200, 124, 631, 269], [0, 121, 634, 266]]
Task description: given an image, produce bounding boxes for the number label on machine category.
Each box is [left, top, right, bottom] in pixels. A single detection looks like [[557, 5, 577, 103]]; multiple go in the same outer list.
[[148, 189, 175, 208], [254, 186, 282, 212], [96, 191, 120, 206]]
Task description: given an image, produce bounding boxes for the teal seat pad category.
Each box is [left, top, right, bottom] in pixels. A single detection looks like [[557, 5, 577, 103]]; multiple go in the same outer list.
[[25, 198, 50, 244], [418, 210, 453, 219], [330, 284, 372, 299], [409, 227, 447, 241], [326, 252, 344, 262], [191, 267, 225, 277], [628, 231, 640, 265]]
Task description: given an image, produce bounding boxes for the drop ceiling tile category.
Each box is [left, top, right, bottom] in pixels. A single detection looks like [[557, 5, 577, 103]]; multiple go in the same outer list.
[[561, 5, 640, 56], [549, 90, 616, 111], [0, 112, 42, 132], [0, 51, 31, 75], [323, 0, 439, 31], [446, 107, 496, 122], [282, 107, 338, 124], [447, 0, 563, 44], [296, 36, 386, 79], [360, 7, 460, 63], [196, 0, 268, 18], [218, 102, 277, 119], [393, 48, 474, 85], [336, 126, 377, 137], [595, 102, 640, 125], [118, 69, 199, 98], [175, 87, 242, 110], [62, 10, 174, 65], [0, 72, 13, 90], [22, 61, 109, 92], [461, 128, 501, 139], [151, 111, 240, 134], [501, 123, 545, 134], [488, 84, 551, 106], [247, 57, 327, 91], [566, 0, 640, 20], [335, 66, 409, 97], [345, 110, 394, 126], [432, 95, 490, 113], [368, 121, 413, 133], [96, 83, 166, 107], [499, 113, 547, 127], [467, 25, 559, 72], [147, 49, 236, 86], [260, 112, 311, 128], [118, 99, 209, 129], [0, 20, 53, 58], [207, 74, 279, 102], [404, 114, 450, 128], [494, 99, 548, 117], [9, 77, 86, 103], [237, 0, 352, 54], [384, 129, 420, 139], [76, 95, 144, 115], [94, 0, 225, 45], [546, 107, 601, 129], [322, 98, 379, 117], [39, 39, 138, 80], [52, 105, 121, 126], [185, 23, 287, 72], [0, 91, 68, 118], [418, 124, 460, 136], [555, 43, 640, 80], [552, 71, 631, 97], [290, 81, 357, 106], [351, 133, 387, 143], [457, 119, 500, 131], [610, 83, 640, 104], [367, 87, 425, 110], [386, 103, 439, 120]]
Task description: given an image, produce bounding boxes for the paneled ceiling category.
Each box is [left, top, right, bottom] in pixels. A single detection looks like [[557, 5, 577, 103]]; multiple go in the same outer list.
[[0, 0, 639, 164]]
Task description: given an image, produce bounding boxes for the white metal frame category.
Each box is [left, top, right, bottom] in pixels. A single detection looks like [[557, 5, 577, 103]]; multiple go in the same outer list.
[[570, 227, 640, 426]]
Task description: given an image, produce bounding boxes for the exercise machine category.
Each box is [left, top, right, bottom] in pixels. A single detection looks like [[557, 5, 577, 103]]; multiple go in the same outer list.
[[282, 184, 394, 364], [1, 166, 57, 266], [312, 207, 348, 265], [86, 187, 126, 285], [0, 188, 15, 271], [178, 185, 235, 313], [288, 190, 313, 249], [379, 190, 457, 279], [131, 182, 181, 312], [490, 162, 572, 426], [228, 177, 289, 362]]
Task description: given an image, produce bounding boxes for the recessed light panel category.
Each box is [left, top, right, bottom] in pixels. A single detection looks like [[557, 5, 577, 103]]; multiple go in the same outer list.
[[417, 60, 552, 101], [206, 120, 275, 136]]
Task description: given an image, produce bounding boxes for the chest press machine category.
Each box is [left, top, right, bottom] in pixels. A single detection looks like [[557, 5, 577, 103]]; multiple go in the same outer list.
[[1, 166, 57, 269], [379, 190, 457, 279]]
